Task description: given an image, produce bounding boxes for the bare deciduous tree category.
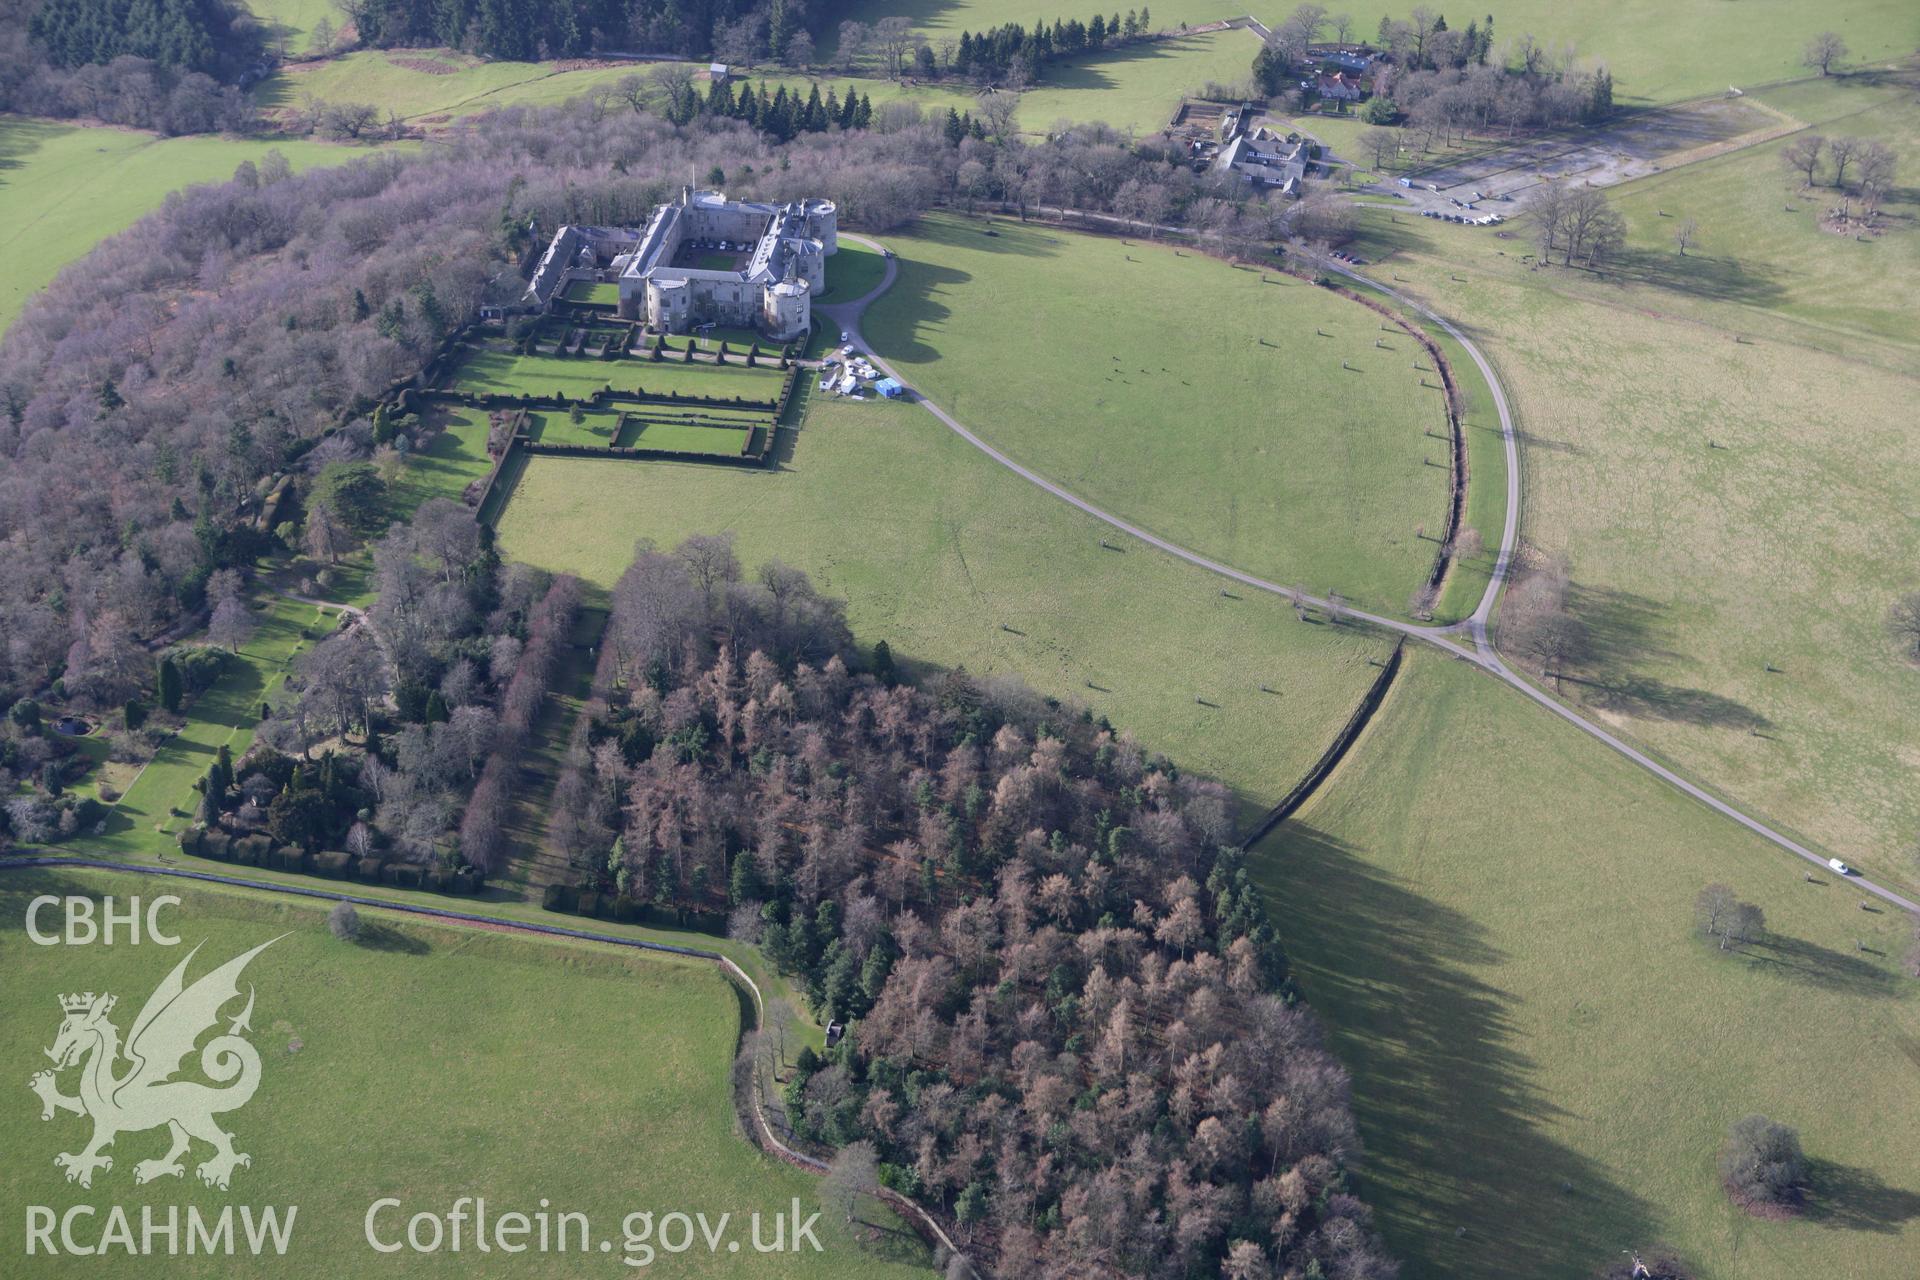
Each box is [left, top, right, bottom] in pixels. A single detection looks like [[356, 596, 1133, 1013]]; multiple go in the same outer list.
[[1781, 134, 1824, 187], [1802, 31, 1847, 77], [1673, 217, 1699, 255], [1826, 135, 1861, 189], [819, 1139, 881, 1225]]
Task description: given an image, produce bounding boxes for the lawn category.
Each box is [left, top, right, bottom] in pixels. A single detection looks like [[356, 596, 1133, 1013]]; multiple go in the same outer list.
[[0, 866, 932, 1279], [526, 408, 626, 447], [0, 119, 382, 336], [623, 421, 753, 455], [386, 406, 496, 516], [447, 347, 785, 400], [862, 214, 1455, 615], [86, 596, 330, 859], [1017, 28, 1262, 137], [1257, 649, 1920, 1280], [563, 279, 621, 305], [495, 393, 1395, 821], [815, 241, 887, 304]]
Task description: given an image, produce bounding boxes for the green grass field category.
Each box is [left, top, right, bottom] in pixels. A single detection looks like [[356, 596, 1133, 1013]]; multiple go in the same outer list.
[[0, 119, 381, 335], [495, 394, 1394, 819], [1018, 28, 1260, 136], [863, 215, 1453, 615], [1601, 69, 1920, 368], [447, 348, 784, 401], [563, 279, 622, 305], [387, 407, 495, 515], [1339, 72, 1920, 891], [623, 421, 752, 454], [244, 0, 338, 53], [525, 409, 625, 447], [0, 866, 930, 1279], [838, 0, 1914, 106], [254, 52, 656, 122], [816, 241, 887, 303], [1258, 650, 1920, 1279]]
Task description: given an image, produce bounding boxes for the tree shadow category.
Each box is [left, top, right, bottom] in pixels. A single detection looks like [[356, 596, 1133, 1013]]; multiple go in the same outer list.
[[353, 921, 431, 954], [1604, 249, 1786, 309], [1559, 583, 1772, 731], [1251, 824, 1662, 1276], [861, 256, 972, 367], [1740, 933, 1900, 1000], [1804, 1160, 1920, 1234]]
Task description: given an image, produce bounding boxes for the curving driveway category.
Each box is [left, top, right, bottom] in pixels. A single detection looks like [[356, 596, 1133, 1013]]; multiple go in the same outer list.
[[819, 234, 1920, 916]]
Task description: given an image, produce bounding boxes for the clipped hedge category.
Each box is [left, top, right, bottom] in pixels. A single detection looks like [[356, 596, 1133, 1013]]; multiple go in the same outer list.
[[201, 829, 232, 860], [311, 850, 353, 878], [232, 835, 271, 866]]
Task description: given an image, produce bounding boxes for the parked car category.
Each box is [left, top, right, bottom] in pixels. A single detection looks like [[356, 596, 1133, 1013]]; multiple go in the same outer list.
[[1827, 858, 1854, 875]]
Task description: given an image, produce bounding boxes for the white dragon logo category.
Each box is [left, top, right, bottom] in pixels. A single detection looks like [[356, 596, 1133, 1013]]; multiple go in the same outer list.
[[29, 937, 281, 1191]]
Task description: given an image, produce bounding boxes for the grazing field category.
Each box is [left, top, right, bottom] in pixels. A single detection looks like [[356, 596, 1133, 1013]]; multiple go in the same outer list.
[[244, 0, 338, 53], [87, 597, 329, 860], [839, 0, 1914, 106], [1341, 89, 1920, 892], [447, 347, 784, 400], [863, 215, 1454, 615], [0, 119, 379, 335], [1258, 650, 1920, 1280], [815, 241, 887, 303], [0, 866, 931, 1280], [495, 394, 1395, 817], [1017, 29, 1261, 136], [1600, 68, 1920, 367], [253, 50, 975, 129], [253, 51, 655, 123]]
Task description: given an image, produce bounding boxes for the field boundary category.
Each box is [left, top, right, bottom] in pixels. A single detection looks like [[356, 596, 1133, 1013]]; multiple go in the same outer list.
[[1239, 638, 1405, 848]]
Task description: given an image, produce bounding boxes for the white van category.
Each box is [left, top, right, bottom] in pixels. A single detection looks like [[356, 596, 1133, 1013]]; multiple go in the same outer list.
[[1827, 858, 1854, 875]]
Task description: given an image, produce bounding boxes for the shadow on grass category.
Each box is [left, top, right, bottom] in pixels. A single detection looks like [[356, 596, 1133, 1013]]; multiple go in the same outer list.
[[1560, 583, 1772, 732], [1741, 933, 1901, 1000], [1254, 824, 1660, 1276], [353, 921, 431, 954], [862, 256, 973, 367], [1804, 1159, 1920, 1234], [1605, 249, 1787, 309]]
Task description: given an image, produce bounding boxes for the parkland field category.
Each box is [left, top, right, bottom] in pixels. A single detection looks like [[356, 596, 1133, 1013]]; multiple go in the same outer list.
[[0, 867, 929, 1278], [1343, 63, 1920, 895], [1261, 652, 1920, 1278], [860, 215, 1456, 615]]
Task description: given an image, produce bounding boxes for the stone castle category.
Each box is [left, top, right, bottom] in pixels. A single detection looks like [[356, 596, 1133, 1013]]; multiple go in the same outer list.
[[526, 187, 837, 341]]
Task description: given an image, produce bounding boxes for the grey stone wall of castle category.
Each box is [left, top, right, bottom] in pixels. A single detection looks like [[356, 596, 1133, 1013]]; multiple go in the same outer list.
[[525, 188, 837, 342]]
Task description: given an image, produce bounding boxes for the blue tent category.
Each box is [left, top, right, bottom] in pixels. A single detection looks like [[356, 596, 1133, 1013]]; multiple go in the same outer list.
[[874, 377, 906, 398]]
